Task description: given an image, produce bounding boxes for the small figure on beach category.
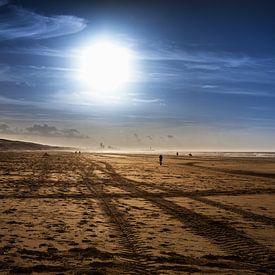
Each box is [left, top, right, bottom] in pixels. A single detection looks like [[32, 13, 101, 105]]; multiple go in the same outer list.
[[189, 153, 192, 157], [159, 155, 163, 166], [176, 152, 179, 157]]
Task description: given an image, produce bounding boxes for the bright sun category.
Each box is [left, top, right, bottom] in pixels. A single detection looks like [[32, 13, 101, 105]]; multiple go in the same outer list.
[[80, 40, 132, 91]]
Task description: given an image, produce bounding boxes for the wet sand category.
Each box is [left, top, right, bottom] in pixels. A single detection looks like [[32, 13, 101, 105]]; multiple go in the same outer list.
[[0, 152, 274, 274]]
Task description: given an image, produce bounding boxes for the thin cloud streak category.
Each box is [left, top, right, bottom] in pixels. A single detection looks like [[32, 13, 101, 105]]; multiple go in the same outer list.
[[0, 63, 76, 86], [132, 98, 163, 103], [138, 46, 256, 68], [0, 45, 73, 57], [0, 4, 86, 40], [0, 0, 8, 7]]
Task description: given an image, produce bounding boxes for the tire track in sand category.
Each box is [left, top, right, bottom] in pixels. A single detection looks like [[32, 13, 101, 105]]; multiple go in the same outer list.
[[183, 161, 275, 179], [80, 162, 157, 275], [98, 161, 275, 273], [95, 160, 275, 227], [192, 196, 275, 227]]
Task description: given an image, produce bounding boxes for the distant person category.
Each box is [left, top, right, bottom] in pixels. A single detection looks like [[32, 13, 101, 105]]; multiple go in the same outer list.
[[189, 153, 192, 157], [176, 152, 179, 157], [159, 154, 163, 166], [79, 151, 81, 154]]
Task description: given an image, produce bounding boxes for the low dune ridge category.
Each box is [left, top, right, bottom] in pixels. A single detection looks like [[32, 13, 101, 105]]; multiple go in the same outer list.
[[0, 152, 274, 274], [0, 138, 68, 151]]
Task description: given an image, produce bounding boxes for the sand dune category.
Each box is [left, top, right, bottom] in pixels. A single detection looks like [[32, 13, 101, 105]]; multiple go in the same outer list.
[[0, 138, 67, 151]]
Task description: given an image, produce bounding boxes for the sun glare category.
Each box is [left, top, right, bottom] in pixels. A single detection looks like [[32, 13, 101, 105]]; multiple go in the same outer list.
[[79, 40, 132, 92]]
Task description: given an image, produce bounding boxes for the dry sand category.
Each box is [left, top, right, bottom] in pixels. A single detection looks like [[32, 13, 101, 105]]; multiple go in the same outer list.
[[0, 152, 274, 274]]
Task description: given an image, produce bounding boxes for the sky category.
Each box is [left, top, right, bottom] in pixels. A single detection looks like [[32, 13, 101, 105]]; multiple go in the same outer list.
[[0, 0, 275, 151]]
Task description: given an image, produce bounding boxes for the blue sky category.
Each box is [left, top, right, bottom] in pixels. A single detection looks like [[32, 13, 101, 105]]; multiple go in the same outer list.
[[0, 0, 275, 150]]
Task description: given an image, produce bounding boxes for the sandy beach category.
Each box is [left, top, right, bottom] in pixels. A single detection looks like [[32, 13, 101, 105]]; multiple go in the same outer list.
[[0, 152, 274, 274]]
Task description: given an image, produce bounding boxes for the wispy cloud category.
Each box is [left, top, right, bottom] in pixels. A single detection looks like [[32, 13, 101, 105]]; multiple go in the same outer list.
[[0, 63, 12, 81], [1, 123, 90, 138], [0, 4, 86, 40], [134, 44, 275, 99], [132, 98, 163, 104], [0, 45, 72, 57], [0, 95, 31, 105], [138, 46, 255, 68], [198, 86, 275, 97], [202, 85, 219, 89], [134, 39, 275, 88], [0, 0, 8, 7], [0, 63, 76, 87]]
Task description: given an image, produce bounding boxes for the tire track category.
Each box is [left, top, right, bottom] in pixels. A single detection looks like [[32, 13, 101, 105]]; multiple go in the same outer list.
[[95, 159, 275, 196], [1, 187, 275, 200], [188, 188, 275, 197], [183, 162, 275, 179], [96, 160, 275, 272], [80, 162, 157, 275], [192, 196, 275, 227], [151, 197, 275, 268], [95, 160, 275, 227]]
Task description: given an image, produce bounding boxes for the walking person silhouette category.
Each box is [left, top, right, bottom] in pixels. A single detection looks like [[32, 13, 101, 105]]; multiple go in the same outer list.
[[159, 154, 163, 166]]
